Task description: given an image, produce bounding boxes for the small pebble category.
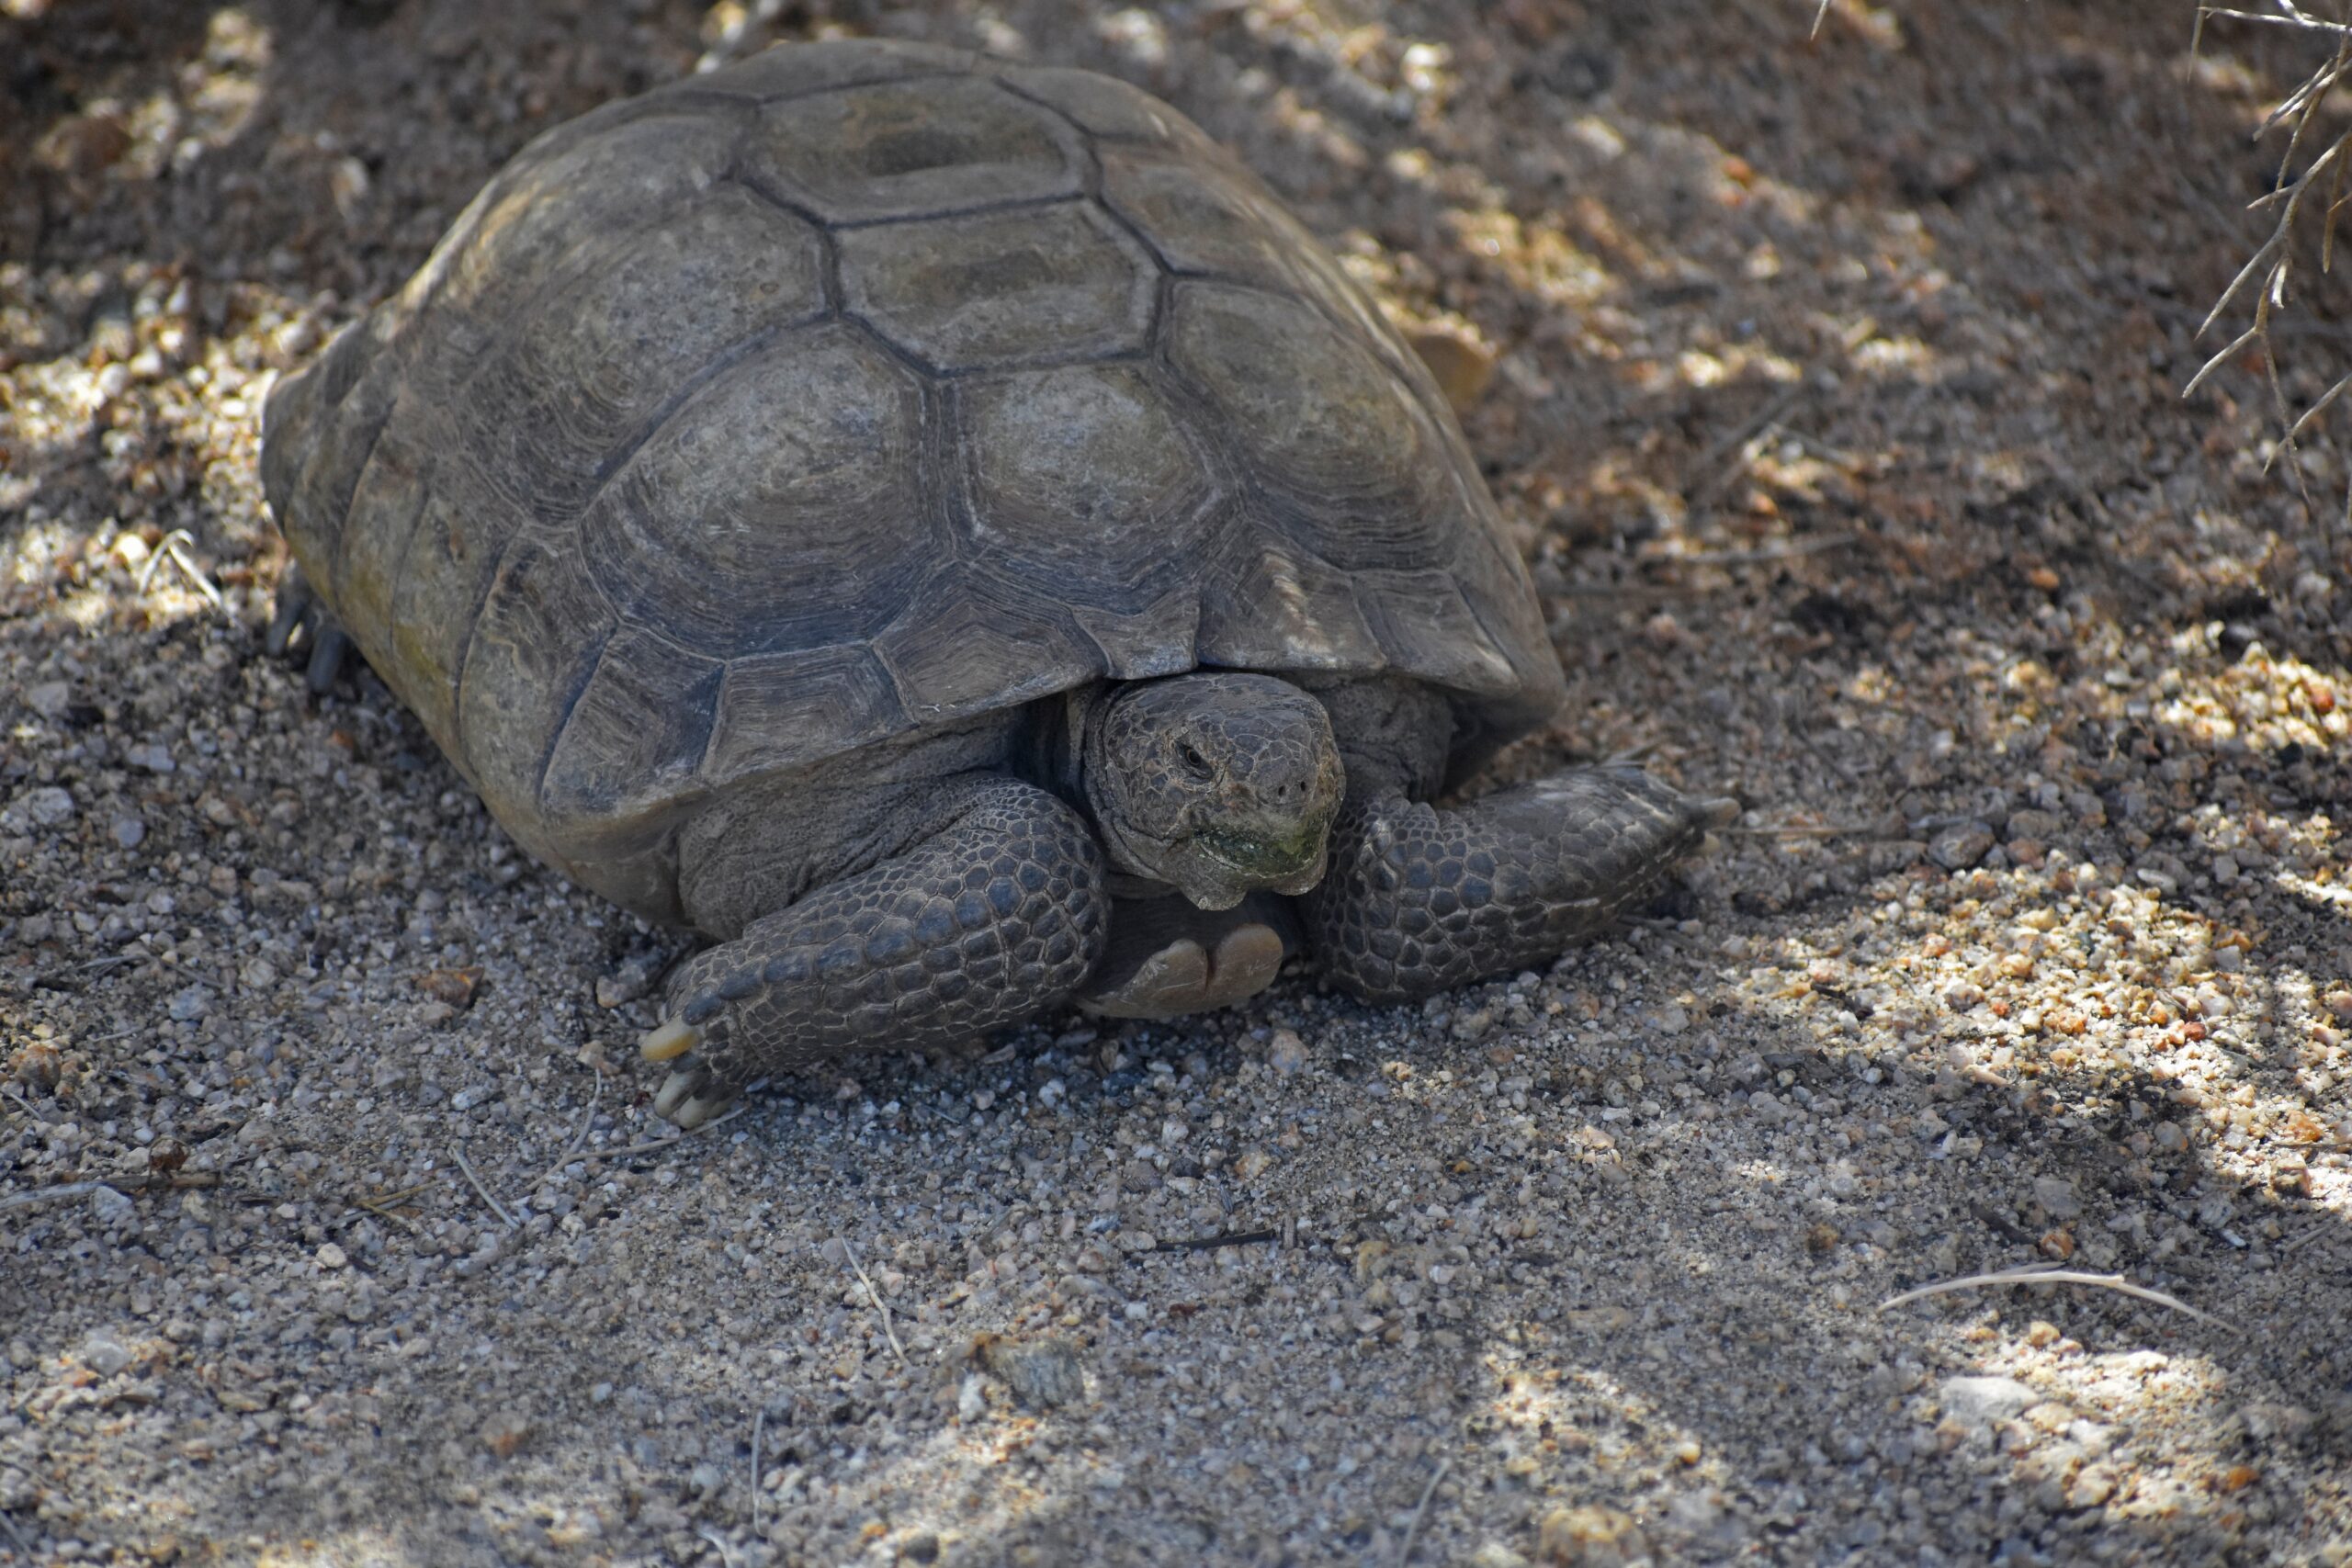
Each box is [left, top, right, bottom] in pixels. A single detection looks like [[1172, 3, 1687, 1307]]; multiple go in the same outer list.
[[79, 1331, 132, 1378], [1466, 1546, 1532, 1568], [481, 1412, 531, 1459], [111, 816, 146, 850], [2031, 1176, 2082, 1221], [1939, 1375, 2037, 1427], [1929, 821, 1996, 870], [1536, 1504, 1647, 1567], [1266, 1029, 1308, 1076], [24, 787, 76, 828], [972, 1333, 1086, 1409]]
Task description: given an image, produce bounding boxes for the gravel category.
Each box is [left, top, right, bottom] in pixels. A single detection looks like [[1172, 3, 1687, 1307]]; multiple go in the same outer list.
[[3, 1, 2349, 1565]]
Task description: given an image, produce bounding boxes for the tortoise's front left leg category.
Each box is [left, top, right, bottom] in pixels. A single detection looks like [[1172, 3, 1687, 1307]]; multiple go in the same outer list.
[[639, 776, 1109, 1126]]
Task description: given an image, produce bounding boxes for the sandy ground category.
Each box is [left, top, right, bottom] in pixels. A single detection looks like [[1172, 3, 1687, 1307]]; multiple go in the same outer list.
[[4, 1, 2350, 1563]]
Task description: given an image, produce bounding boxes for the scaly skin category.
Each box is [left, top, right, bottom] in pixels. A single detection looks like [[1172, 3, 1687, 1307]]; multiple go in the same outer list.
[[265, 563, 355, 692], [640, 777, 1107, 1125], [1305, 764, 1734, 1004]]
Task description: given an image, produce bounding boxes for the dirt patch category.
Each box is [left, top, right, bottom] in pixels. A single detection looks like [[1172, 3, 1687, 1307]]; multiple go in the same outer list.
[[4, 2, 2348, 1563]]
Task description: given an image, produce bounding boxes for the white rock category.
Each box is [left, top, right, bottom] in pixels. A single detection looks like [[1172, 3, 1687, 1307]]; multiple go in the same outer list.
[[2031, 1176, 2082, 1221], [1939, 1375, 2037, 1427]]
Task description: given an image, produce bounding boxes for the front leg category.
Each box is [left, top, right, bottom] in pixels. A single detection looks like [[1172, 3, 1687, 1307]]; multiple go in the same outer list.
[[638, 776, 1108, 1126], [1306, 763, 1732, 1005]]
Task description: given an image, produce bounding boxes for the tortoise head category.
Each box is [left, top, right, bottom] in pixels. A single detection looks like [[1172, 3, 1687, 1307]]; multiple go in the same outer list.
[[1082, 673, 1345, 910]]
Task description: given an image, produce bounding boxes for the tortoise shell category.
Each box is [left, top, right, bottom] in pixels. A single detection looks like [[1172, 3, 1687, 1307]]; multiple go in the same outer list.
[[260, 39, 1566, 918]]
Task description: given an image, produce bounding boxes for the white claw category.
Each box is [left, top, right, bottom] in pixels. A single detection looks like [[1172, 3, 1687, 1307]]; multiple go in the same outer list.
[[639, 1018, 701, 1062], [653, 1068, 699, 1120], [679, 1093, 732, 1129]]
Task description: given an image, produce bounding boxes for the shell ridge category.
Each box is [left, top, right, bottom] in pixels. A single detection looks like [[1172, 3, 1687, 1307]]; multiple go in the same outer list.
[[446, 524, 532, 768], [733, 67, 973, 107], [302, 363, 401, 603], [339, 421, 433, 651], [535, 623, 623, 809], [835, 190, 1090, 233], [582, 321, 788, 500], [719, 166, 836, 239]]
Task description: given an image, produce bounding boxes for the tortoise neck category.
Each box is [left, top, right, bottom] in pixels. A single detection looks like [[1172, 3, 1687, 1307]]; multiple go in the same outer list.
[[1024, 682, 1119, 809]]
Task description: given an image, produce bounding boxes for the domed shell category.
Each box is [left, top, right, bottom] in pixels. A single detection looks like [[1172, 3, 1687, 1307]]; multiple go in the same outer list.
[[261, 39, 1566, 918]]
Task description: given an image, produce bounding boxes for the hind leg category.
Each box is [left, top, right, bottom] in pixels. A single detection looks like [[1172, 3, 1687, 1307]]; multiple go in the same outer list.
[[266, 560, 355, 691]]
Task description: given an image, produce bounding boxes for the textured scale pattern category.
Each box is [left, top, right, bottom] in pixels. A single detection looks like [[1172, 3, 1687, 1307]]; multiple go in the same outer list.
[[662, 779, 1107, 1086], [1306, 767, 1722, 1004], [258, 38, 1565, 922]]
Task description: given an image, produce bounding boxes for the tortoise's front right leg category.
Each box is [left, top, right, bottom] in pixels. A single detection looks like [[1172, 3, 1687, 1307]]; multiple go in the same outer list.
[[1305, 765, 1733, 1005], [639, 777, 1109, 1126]]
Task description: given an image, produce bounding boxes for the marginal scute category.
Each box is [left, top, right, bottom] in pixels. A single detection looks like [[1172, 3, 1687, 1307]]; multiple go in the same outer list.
[[995, 65, 1221, 154], [1099, 144, 1295, 288], [876, 581, 1102, 724], [1071, 587, 1201, 680], [458, 533, 618, 822], [705, 37, 978, 101], [744, 77, 1082, 223], [397, 113, 739, 338], [324, 418, 429, 673], [1196, 540, 1383, 672], [1353, 570, 1519, 696], [581, 323, 935, 658], [542, 630, 725, 815], [841, 201, 1159, 373], [383, 454, 525, 753], [958, 363, 1221, 592], [703, 645, 904, 787], [277, 335, 399, 573], [1455, 535, 1567, 704]]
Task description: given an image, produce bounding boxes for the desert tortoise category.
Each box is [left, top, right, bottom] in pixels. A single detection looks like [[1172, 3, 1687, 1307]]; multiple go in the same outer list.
[[260, 39, 1730, 1126]]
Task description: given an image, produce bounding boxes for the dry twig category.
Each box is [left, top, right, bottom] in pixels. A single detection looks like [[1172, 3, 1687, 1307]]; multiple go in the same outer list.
[[1, 1171, 220, 1213], [1395, 1456, 1454, 1567], [751, 1404, 766, 1537], [837, 1237, 908, 1363], [133, 529, 228, 613], [0, 1180, 122, 1214], [1878, 1261, 2219, 1325], [2191, 4, 2352, 525], [350, 1182, 428, 1234], [451, 1145, 517, 1230], [589, 1106, 748, 1161]]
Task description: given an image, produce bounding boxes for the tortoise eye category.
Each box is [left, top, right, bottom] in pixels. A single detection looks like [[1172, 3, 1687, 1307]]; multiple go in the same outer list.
[[1178, 741, 1216, 781]]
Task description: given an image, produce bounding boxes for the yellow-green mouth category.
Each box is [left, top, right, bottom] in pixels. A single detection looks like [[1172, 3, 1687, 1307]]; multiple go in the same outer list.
[[1199, 821, 1328, 883]]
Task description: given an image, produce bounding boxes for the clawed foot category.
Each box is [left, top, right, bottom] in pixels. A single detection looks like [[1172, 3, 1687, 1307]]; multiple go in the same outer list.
[[1077, 893, 1295, 1020], [266, 562, 355, 691], [638, 1018, 742, 1129], [1308, 764, 1734, 1004]]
